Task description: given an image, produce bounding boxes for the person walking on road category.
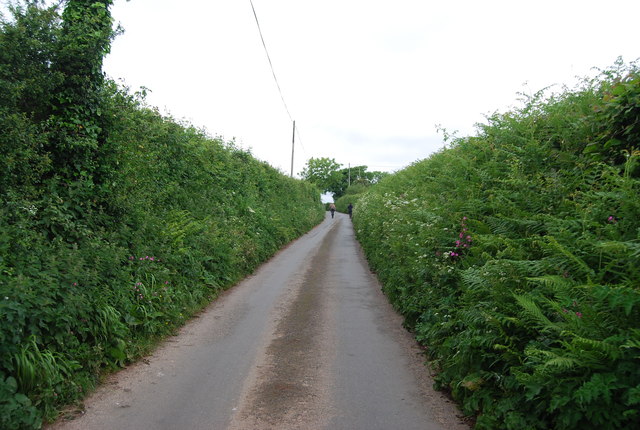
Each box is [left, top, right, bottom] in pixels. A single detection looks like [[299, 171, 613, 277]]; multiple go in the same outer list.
[[329, 203, 336, 218], [347, 203, 353, 219]]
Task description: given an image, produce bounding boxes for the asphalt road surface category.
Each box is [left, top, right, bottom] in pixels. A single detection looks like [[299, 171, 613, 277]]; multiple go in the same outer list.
[[49, 213, 468, 430]]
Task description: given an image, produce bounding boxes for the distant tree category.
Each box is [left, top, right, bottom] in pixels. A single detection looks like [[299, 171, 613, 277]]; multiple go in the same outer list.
[[300, 157, 343, 194], [300, 157, 389, 200]]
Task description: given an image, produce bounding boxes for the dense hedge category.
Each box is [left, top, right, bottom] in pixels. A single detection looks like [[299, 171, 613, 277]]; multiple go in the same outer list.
[[354, 62, 640, 429], [334, 183, 368, 214], [0, 3, 324, 428], [0, 80, 324, 430]]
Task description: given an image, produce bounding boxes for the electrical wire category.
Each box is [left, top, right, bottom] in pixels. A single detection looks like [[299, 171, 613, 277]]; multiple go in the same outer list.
[[248, 0, 293, 122]]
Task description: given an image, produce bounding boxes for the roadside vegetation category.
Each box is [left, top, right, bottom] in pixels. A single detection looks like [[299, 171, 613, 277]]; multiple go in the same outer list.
[[334, 183, 367, 213], [0, 2, 323, 428], [354, 60, 640, 429]]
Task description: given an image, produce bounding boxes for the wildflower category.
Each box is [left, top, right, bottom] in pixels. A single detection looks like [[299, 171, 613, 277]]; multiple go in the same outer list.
[[576, 312, 582, 318], [129, 256, 134, 260]]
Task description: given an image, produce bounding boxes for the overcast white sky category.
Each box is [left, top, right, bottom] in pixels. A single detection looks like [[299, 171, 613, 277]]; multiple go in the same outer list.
[[101, 0, 640, 176]]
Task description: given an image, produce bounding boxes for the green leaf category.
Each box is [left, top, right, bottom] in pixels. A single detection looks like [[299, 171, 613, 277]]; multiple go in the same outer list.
[[604, 138, 622, 149]]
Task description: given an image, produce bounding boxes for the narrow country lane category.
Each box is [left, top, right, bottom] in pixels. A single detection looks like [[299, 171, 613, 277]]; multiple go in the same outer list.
[[48, 213, 468, 430]]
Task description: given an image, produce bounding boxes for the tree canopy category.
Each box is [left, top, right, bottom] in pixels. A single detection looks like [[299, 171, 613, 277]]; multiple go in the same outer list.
[[300, 157, 389, 199]]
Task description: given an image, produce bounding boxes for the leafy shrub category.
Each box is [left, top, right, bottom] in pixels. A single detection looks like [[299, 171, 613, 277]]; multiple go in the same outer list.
[[354, 61, 640, 429], [334, 183, 370, 213], [0, 374, 40, 430]]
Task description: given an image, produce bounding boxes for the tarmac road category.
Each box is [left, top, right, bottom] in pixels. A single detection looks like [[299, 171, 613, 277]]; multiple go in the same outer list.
[[48, 213, 468, 430]]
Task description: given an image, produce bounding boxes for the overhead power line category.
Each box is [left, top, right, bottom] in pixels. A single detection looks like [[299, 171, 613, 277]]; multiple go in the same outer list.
[[248, 0, 293, 122]]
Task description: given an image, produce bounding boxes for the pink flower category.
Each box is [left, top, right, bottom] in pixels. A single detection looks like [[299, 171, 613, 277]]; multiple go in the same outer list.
[[576, 312, 582, 318]]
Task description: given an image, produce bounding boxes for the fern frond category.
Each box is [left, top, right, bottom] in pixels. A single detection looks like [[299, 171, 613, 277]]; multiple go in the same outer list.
[[514, 294, 559, 333], [592, 284, 640, 316], [544, 356, 580, 370], [569, 334, 621, 360], [542, 236, 595, 279], [485, 215, 547, 237], [526, 275, 575, 290], [622, 330, 640, 357], [461, 267, 487, 291], [525, 347, 581, 371], [595, 240, 633, 253]]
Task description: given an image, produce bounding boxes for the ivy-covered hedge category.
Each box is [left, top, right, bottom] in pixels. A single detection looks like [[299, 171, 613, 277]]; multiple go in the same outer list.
[[0, 3, 324, 428], [354, 61, 640, 429]]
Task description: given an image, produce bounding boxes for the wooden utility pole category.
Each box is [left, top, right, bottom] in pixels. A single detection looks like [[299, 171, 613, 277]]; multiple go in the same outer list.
[[290, 120, 295, 177]]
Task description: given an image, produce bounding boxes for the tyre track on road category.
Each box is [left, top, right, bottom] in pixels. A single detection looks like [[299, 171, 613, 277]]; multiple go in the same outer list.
[[228, 218, 339, 429]]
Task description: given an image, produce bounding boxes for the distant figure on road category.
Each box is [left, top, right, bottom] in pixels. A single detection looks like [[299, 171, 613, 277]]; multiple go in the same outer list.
[[329, 203, 336, 218], [347, 203, 353, 219]]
